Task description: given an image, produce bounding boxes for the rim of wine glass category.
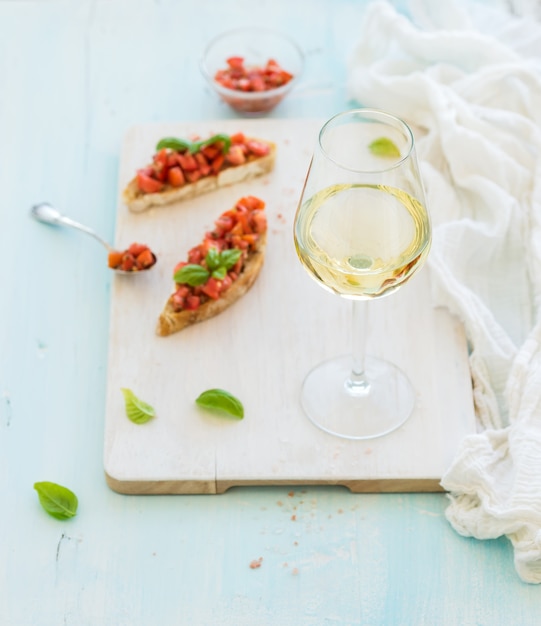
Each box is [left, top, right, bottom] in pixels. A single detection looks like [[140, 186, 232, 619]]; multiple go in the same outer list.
[[318, 108, 415, 174]]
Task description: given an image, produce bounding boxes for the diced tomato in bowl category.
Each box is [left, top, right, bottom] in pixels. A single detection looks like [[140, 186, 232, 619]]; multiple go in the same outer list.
[[200, 27, 304, 115]]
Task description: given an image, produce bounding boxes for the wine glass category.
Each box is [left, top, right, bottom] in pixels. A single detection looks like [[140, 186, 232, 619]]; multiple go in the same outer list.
[[293, 109, 431, 440]]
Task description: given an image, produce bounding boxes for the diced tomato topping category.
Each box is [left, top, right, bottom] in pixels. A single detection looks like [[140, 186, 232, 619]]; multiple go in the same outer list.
[[153, 148, 168, 166], [137, 171, 163, 194], [168, 197, 266, 311], [252, 210, 267, 234], [230, 132, 246, 144], [201, 144, 220, 160], [194, 152, 211, 176], [246, 141, 270, 157], [187, 247, 203, 265], [211, 154, 225, 174], [134, 136, 271, 197], [185, 295, 201, 310], [225, 145, 246, 166], [200, 277, 221, 300], [186, 170, 203, 183], [221, 274, 233, 292], [167, 166, 185, 187], [176, 152, 198, 171]]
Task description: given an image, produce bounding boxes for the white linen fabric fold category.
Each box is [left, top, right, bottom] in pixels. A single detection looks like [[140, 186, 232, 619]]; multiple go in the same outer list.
[[347, 0, 541, 583]]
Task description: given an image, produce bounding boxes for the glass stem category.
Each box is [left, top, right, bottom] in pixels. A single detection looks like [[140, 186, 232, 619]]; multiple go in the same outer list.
[[345, 299, 370, 396]]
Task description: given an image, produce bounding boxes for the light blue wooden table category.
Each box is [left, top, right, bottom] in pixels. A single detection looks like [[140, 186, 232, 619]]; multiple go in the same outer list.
[[2, 0, 540, 624]]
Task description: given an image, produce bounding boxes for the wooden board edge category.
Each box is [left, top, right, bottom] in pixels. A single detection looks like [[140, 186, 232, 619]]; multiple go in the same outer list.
[[104, 472, 445, 495], [104, 472, 218, 495]]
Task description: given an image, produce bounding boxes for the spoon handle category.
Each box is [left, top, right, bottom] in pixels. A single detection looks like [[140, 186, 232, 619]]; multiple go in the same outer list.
[[31, 203, 112, 252]]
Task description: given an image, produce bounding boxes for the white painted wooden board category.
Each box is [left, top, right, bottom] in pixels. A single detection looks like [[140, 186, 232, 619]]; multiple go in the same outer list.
[[103, 118, 476, 494]]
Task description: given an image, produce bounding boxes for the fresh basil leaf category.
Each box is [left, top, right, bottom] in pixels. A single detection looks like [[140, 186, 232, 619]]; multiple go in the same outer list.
[[368, 137, 401, 158], [34, 481, 78, 520], [156, 137, 193, 152], [121, 388, 156, 424], [174, 264, 210, 286], [191, 133, 232, 155], [211, 266, 227, 280], [196, 388, 244, 419], [205, 247, 221, 271], [219, 248, 242, 270]]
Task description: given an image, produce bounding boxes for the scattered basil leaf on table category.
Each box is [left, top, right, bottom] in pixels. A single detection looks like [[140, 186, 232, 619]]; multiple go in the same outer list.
[[368, 137, 401, 158], [196, 389, 244, 419], [121, 388, 156, 424], [33, 481, 78, 520]]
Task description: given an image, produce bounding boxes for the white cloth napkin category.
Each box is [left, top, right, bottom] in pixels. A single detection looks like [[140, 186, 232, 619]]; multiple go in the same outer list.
[[347, 0, 541, 583]]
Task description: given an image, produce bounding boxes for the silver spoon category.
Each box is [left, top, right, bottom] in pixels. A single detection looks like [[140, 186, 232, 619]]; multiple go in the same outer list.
[[30, 202, 156, 274]]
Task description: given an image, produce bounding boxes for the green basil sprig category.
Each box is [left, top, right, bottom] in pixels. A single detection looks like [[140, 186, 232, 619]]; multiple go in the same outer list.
[[155, 137, 193, 152], [174, 248, 243, 285], [196, 388, 244, 419], [34, 481, 78, 520], [121, 388, 156, 424], [191, 133, 232, 154], [156, 133, 232, 155]]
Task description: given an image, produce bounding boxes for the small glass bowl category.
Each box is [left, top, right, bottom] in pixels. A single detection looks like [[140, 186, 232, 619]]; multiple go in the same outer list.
[[200, 27, 305, 115]]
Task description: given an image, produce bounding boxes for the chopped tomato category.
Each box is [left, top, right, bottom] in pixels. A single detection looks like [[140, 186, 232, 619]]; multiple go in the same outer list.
[[136, 248, 155, 268], [153, 148, 169, 166], [185, 295, 201, 310], [128, 243, 148, 257], [252, 210, 267, 234], [201, 277, 221, 300], [187, 247, 203, 264], [214, 57, 294, 92], [211, 154, 225, 174], [201, 144, 220, 160], [134, 136, 272, 196], [239, 196, 264, 211], [186, 170, 203, 183], [108, 250, 123, 269], [225, 145, 246, 166], [227, 56, 245, 70], [176, 152, 198, 171], [109, 243, 156, 272], [137, 171, 163, 194], [246, 141, 270, 157], [230, 132, 246, 144], [194, 152, 211, 176], [167, 166, 185, 187], [120, 253, 136, 271]]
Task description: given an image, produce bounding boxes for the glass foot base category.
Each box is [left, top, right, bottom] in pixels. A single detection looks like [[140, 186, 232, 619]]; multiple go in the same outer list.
[[300, 355, 416, 440]]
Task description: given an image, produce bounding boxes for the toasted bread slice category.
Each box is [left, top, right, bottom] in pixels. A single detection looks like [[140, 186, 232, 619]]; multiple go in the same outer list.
[[123, 136, 276, 213], [156, 233, 266, 336], [156, 196, 267, 337]]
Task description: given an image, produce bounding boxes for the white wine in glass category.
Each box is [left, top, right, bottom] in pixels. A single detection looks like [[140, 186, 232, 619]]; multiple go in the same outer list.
[[293, 109, 431, 439]]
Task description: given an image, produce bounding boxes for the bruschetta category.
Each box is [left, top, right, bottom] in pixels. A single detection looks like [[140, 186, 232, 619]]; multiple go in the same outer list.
[[157, 195, 267, 337], [123, 132, 276, 213]]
